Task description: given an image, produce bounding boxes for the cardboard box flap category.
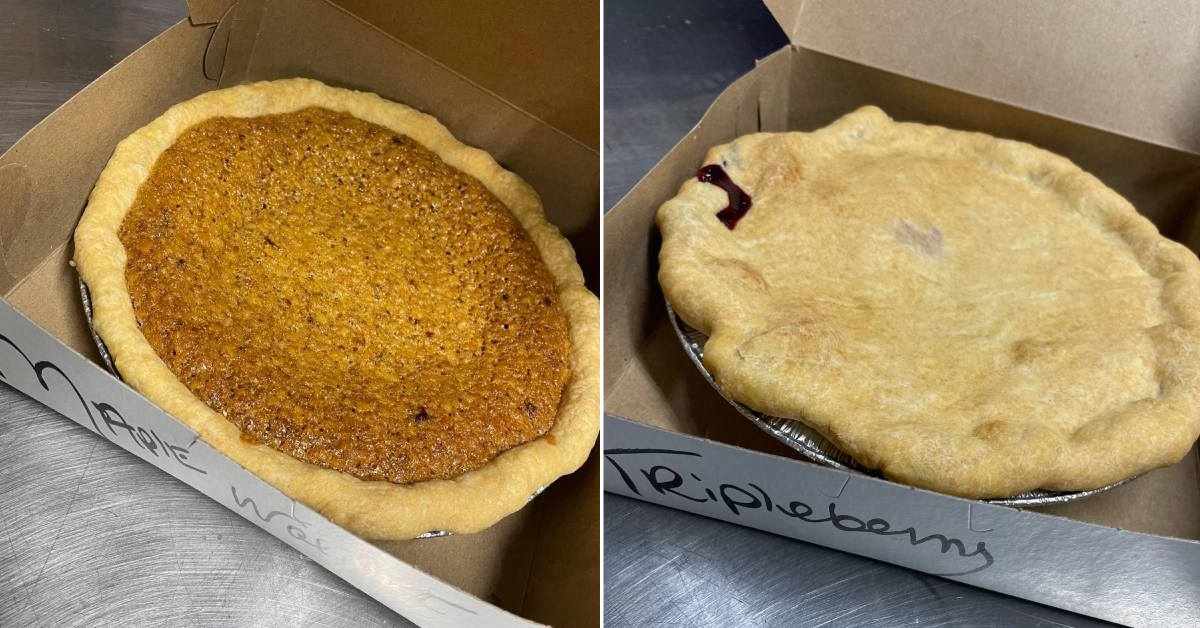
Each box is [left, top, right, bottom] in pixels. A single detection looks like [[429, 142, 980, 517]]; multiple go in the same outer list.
[[332, 0, 599, 149], [187, 0, 236, 25], [763, 0, 1200, 153], [194, 0, 598, 147]]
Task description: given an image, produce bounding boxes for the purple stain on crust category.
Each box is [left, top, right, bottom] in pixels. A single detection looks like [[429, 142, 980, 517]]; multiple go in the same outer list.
[[697, 164, 752, 229], [894, 220, 944, 257]]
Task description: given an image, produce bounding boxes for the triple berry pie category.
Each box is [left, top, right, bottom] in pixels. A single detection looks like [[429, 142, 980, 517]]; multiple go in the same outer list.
[[657, 106, 1200, 498]]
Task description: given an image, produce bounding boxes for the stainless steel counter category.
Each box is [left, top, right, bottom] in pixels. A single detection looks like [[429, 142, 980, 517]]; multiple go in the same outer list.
[[0, 1, 408, 625], [602, 1, 1110, 625]]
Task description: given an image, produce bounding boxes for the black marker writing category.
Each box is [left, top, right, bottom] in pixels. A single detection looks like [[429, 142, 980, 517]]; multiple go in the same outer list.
[[230, 485, 328, 555], [0, 331, 205, 475], [604, 448, 994, 577]]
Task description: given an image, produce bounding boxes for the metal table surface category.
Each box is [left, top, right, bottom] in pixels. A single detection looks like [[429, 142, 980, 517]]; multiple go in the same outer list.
[[0, 1, 410, 625], [602, 2, 1110, 626]]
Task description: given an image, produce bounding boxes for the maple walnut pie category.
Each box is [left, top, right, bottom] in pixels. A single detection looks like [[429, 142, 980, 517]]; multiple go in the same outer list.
[[73, 78, 599, 539], [658, 106, 1200, 499]]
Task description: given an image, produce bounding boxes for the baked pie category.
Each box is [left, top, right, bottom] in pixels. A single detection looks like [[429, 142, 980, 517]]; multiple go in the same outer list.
[[74, 78, 599, 539], [658, 106, 1200, 498]]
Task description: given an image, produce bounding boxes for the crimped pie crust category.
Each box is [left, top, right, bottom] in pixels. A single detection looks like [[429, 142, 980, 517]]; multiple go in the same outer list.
[[74, 78, 599, 539], [658, 106, 1200, 498]]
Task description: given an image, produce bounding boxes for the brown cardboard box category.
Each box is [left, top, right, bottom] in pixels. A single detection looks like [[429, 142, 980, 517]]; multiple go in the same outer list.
[[0, 1, 598, 625], [604, 1, 1200, 623]]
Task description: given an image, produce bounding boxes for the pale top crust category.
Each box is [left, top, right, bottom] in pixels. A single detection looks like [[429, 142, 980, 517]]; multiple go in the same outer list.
[[74, 78, 599, 539], [658, 106, 1200, 498]]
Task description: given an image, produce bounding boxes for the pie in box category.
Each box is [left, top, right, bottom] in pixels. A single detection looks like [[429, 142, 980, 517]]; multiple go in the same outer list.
[[73, 78, 599, 539], [657, 106, 1200, 499]]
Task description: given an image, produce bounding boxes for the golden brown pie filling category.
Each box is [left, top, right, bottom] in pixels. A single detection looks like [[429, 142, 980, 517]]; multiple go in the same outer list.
[[119, 107, 572, 484]]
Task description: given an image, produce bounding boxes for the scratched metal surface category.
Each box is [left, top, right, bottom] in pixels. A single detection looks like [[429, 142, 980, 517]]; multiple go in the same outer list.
[[603, 1, 1110, 625], [604, 496, 1112, 627], [0, 1, 408, 626]]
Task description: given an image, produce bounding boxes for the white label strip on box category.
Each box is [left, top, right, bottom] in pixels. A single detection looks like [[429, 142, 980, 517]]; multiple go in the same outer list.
[[603, 414, 1200, 625], [0, 299, 539, 628]]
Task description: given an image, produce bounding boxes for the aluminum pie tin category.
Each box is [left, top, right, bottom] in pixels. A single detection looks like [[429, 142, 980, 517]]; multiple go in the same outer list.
[[78, 277, 120, 375], [79, 276, 546, 537], [664, 298, 1136, 507]]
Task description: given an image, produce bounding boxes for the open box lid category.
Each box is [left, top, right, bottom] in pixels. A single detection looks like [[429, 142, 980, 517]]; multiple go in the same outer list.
[[189, 0, 599, 148], [763, 0, 1200, 153]]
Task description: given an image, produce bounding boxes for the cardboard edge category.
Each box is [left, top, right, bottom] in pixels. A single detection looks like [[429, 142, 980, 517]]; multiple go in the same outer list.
[[306, 0, 598, 157], [761, 0, 804, 44], [606, 415, 1200, 548], [187, 0, 238, 26], [603, 414, 1200, 625]]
